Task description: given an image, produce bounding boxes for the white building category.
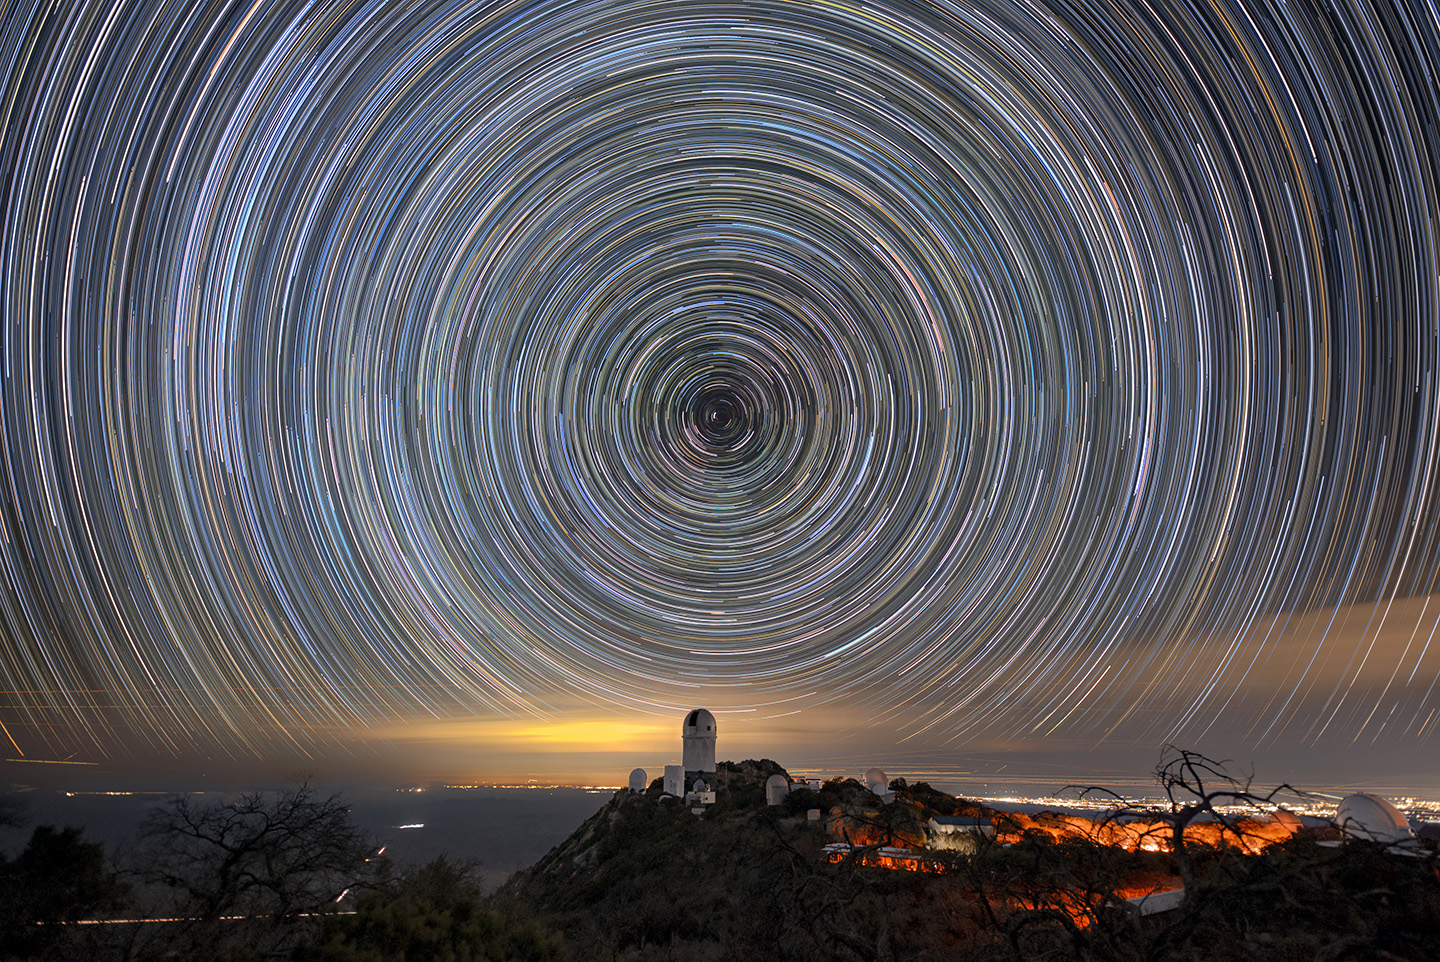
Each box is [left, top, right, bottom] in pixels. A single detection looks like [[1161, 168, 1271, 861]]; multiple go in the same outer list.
[[1335, 793, 1413, 843], [663, 764, 685, 797], [682, 709, 717, 773], [766, 773, 791, 806], [864, 767, 894, 802]]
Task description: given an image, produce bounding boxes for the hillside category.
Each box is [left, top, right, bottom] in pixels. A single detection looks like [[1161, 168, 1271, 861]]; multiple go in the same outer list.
[[498, 760, 1440, 962], [500, 760, 1173, 961], [501, 760, 979, 961]]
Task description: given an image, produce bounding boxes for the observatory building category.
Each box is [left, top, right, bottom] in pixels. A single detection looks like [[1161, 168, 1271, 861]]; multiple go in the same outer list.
[[629, 708, 721, 806], [766, 773, 791, 806], [682, 708, 717, 773], [1335, 792, 1413, 843], [864, 767, 894, 802]]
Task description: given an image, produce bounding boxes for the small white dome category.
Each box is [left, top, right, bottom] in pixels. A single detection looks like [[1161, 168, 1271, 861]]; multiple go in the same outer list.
[[683, 708, 716, 736], [766, 773, 790, 806], [864, 767, 889, 794], [628, 768, 648, 792], [1336, 793, 1412, 842]]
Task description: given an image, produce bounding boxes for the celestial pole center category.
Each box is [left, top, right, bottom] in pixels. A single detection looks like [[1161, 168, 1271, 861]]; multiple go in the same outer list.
[[0, 0, 1437, 762]]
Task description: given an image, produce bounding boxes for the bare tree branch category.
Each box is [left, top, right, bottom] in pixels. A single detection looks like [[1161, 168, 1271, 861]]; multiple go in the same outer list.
[[129, 779, 378, 960]]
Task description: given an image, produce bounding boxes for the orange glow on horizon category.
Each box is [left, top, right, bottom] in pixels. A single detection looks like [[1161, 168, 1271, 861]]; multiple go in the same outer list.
[[357, 714, 677, 753]]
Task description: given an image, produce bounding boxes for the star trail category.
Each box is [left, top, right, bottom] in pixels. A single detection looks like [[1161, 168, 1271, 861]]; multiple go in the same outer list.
[[1, 0, 1438, 765]]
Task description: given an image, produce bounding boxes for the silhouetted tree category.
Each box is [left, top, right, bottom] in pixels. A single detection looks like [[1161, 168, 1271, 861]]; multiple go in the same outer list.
[[1075, 746, 1303, 889], [129, 780, 376, 961], [0, 824, 128, 960]]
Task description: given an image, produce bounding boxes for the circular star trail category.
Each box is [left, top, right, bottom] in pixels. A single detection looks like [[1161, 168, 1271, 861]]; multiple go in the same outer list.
[[1, 0, 1438, 757]]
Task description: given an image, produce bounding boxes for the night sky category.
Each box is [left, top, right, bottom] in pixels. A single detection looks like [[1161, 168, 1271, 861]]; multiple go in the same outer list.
[[2, 0, 1438, 789]]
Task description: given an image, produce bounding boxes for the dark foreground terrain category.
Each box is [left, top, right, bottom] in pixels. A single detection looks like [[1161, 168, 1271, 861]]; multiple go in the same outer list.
[[493, 760, 1440, 962], [3, 759, 1438, 961]]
